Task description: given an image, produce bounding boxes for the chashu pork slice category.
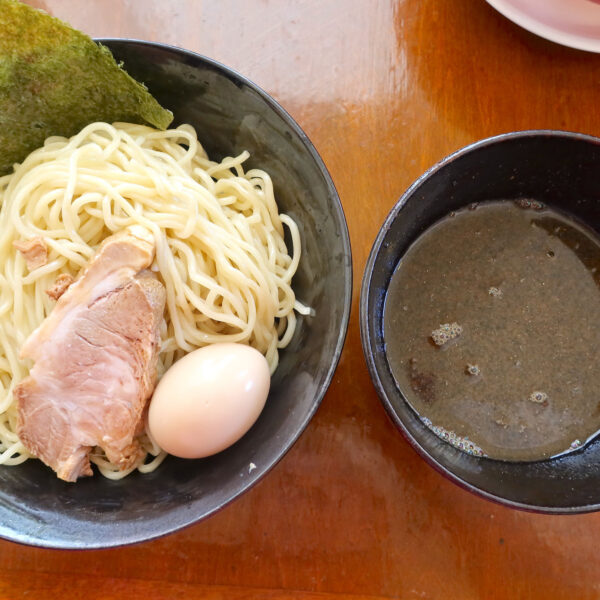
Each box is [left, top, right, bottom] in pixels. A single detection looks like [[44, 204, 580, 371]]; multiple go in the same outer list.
[[15, 227, 166, 482]]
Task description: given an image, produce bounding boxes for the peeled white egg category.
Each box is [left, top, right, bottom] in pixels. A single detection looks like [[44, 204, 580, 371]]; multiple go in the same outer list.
[[148, 343, 270, 459]]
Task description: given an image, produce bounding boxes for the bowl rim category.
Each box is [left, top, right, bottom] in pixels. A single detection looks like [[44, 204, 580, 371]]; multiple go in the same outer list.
[[486, 0, 600, 54], [1, 38, 352, 549], [359, 128, 600, 515]]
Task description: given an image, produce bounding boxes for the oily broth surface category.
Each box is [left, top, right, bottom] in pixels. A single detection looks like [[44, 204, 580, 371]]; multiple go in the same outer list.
[[384, 201, 600, 461]]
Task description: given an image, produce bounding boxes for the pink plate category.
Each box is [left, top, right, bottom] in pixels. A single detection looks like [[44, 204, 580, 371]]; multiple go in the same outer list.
[[487, 0, 600, 52]]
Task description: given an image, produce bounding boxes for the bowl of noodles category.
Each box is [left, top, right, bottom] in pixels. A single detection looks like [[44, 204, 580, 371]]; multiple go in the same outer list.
[[0, 39, 351, 548]]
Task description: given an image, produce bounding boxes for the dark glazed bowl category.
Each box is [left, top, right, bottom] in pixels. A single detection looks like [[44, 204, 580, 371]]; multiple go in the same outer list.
[[360, 130, 600, 513], [0, 40, 352, 548]]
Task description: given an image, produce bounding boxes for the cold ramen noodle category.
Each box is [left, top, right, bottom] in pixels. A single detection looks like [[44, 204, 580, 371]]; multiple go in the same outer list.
[[0, 122, 307, 481], [384, 201, 600, 462]]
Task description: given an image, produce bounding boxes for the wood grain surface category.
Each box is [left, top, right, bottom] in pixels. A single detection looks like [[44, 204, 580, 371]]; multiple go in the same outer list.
[[5, 1, 600, 598]]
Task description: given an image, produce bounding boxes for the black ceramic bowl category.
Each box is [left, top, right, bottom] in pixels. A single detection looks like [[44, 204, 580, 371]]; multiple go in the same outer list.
[[361, 130, 600, 513], [0, 40, 351, 548]]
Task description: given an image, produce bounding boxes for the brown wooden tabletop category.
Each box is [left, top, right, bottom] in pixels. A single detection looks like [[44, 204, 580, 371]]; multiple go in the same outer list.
[[5, 1, 600, 598]]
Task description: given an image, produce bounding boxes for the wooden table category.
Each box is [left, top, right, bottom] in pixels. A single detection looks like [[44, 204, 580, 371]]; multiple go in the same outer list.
[[5, 1, 600, 598]]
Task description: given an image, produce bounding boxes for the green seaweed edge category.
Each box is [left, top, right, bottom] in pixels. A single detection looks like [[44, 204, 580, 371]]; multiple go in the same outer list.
[[0, 0, 173, 175]]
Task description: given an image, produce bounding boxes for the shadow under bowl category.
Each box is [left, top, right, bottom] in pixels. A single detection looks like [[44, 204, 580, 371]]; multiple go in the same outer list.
[[0, 40, 352, 548], [360, 130, 600, 513]]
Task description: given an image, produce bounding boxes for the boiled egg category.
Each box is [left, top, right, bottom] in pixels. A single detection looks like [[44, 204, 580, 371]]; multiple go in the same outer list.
[[148, 343, 270, 458]]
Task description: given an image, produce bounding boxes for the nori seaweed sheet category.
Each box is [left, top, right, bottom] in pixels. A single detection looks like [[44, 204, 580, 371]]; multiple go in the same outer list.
[[0, 0, 173, 174]]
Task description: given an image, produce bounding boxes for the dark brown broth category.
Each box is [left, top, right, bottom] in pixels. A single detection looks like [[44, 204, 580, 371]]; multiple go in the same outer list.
[[384, 201, 600, 461]]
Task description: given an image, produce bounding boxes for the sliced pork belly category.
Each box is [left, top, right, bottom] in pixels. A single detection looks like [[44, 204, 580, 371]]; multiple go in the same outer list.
[[15, 227, 166, 482]]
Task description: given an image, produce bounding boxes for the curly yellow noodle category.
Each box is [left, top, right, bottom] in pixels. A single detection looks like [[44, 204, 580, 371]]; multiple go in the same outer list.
[[0, 122, 303, 480]]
